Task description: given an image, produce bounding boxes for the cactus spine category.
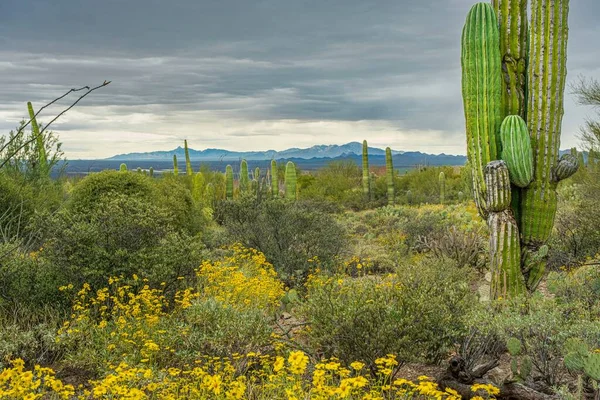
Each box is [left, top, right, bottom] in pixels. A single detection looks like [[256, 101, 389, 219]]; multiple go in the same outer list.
[[385, 147, 394, 205], [362, 140, 370, 199], [225, 165, 233, 199], [462, 0, 574, 297], [173, 155, 179, 176], [271, 160, 278, 198], [239, 160, 249, 193], [439, 171, 446, 205], [184, 139, 193, 176], [27, 102, 49, 178], [119, 163, 127, 172], [285, 161, 297, 201]]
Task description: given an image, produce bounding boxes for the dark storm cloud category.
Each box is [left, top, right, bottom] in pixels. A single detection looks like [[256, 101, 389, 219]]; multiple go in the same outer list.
[[0, 0, 599, 157]]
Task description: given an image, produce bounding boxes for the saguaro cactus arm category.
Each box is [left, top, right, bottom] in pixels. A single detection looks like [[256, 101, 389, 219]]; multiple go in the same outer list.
[[461, 3, 503, 218]]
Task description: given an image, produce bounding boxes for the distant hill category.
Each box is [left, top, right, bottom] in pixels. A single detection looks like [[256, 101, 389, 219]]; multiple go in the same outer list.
[[107, 142, 405, 161]]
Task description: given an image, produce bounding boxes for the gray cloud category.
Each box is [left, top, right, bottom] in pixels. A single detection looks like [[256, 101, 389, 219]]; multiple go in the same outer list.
[[0, 0, 599, 158]]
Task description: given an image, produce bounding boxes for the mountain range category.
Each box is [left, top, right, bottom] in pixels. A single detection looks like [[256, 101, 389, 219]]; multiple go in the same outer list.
[[108, 142, 437, 162]]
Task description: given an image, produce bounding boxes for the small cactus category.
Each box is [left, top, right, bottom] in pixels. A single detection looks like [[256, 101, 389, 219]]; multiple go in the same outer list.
[[149, 167, 154, 177], [119, 163, 127, 172]]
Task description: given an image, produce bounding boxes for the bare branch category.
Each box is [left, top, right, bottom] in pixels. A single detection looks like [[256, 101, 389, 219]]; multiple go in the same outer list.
[[0, 80, 111, 170]]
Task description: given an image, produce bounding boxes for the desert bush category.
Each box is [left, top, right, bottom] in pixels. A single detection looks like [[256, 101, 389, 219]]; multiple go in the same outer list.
[[418, 226, 487, 272], [547, 260, 600, 317], [0, 309, 64, 369], [216, 198, 346, 284], [548, 184, 600, 269], [300, 257, 475, 370], [38, 194, 205, 291], [478, 295, 600, 387], [0, 242, 72, 313]]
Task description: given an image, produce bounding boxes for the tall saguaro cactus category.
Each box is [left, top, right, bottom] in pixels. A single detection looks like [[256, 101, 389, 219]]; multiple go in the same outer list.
[[239, 160, 249, 193], [362, 140, 370, 200], [285, 161, 297, 201], [225, 165, 233, 200], [271, 160, 278, 198], [184, 139, 193, 176], [27, 102, 49, 178], [385, 147, 394, 205], [173, 155, 179, 176], [439, 171, 446, 205], [461, 0, 576, 298]]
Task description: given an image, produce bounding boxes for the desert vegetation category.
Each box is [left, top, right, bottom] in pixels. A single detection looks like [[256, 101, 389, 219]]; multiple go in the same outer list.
[[2, 0, 600, 399]]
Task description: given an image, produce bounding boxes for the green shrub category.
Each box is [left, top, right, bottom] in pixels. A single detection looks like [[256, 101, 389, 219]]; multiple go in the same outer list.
[[178, 298, 273, 359], [477, 295, 600, 387], [38, 194, 205, 291], [216, 198, 346, 284], [547, 262, 600, 317], [300, 258, 475, 370], [0, 309, 64, 369]]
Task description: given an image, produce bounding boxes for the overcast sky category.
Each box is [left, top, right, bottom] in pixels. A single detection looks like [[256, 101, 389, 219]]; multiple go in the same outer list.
[[1, 0, 599, 159]]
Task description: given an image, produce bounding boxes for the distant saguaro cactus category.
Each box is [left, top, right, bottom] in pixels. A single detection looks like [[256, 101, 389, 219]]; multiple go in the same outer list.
[[173, 155, 179, 176], [385, 147, 394, 205], [184, 139, 193, 176], [439, 171, 446, 205], [285, 161, 297, 201], [27, 102, 49, 178], [271, 160, 278, 198], [239, 160, 249, 193], [362, 140, 370, 200], [149, 167, 154, 177], [225, 165, 233, 199]]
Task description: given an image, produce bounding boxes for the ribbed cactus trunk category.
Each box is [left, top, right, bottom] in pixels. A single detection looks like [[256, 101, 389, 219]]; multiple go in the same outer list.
[[184, 139, 193, 176], [271, 160, 278, 198], [173, 155, 179, 176], [461, 0, 576, 298], [486, 161, 526, 298], [27, 102, 49, 178], [239, 160, 249, 193], [439, 171, 446, 205], [520, 0, 570, 289], [225, 165, 233, 200], [385, 147, 394, 205], [285, 161, 297, 201], [362, 140, 370, 200]]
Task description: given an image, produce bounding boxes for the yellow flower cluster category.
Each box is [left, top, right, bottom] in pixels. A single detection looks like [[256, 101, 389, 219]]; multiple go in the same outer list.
[[57, 278, 174, 366], [0, 359, 74, 399], [1, 351, 500, 399], [196, 244, 285, 313]]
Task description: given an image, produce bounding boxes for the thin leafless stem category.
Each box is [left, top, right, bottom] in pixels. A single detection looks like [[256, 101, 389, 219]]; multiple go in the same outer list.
[[0, 80, 111, 170]]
